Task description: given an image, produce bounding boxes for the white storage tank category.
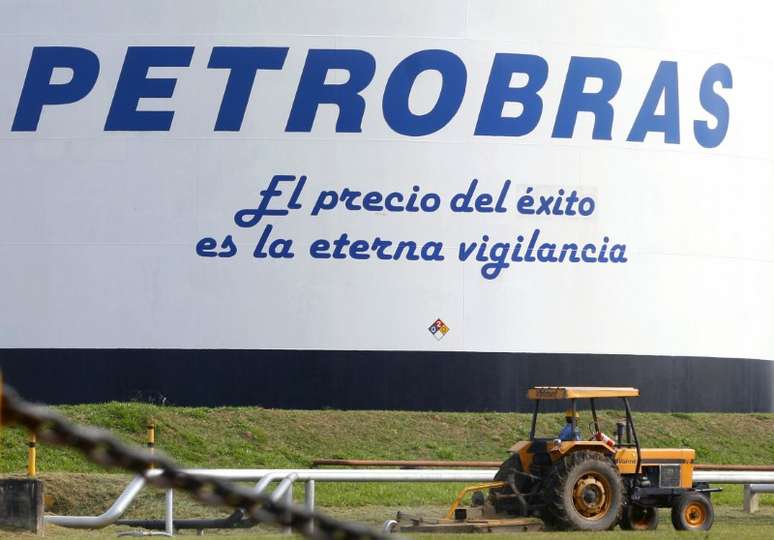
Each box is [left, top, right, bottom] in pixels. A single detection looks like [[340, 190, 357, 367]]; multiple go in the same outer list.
[[0, 1, 772, 410]]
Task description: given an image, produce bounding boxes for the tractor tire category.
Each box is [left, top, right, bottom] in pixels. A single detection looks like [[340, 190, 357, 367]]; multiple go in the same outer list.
[[541, 450, 624, 531], [620, 504, 659, 530], [490, 453, 531, 516], [692, 482, 713, 503], [671, 492, 714, 531]]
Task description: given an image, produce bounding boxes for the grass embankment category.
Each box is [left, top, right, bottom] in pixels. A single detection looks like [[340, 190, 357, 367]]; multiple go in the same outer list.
[[0, 405, 772, 518]]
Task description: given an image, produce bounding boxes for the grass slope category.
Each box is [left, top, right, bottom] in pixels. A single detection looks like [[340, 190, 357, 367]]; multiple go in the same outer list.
[[2, 404, 773, 472]]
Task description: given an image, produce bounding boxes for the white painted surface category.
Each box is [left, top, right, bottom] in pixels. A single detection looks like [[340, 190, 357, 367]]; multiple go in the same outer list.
[[0, 1, 771, 359]]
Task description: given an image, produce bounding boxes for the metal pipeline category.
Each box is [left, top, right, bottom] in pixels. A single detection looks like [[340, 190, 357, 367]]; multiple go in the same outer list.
[[147, 468, 499, 482], [254, 471, 287, 493], [694, 471, 774, 484], [271, 473, 299, 501], [275, 474, 297, 535], [118, 509, 250, 531], [150, 468, 774, 484], [48, 468, 774, 531], [45, 475, 146, 528], [118, 471, 302, 533]]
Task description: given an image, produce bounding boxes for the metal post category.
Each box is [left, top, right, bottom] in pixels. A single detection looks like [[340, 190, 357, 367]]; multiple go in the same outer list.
[[744, 484, 754, 513], [570, 399, 577, 434], [165, 489, 174, 536], [147, 420, 156, 470], [623, 398, 641, 474], [589, 399, 599, 433], [529, 400, 539, 440], [304, 479, 315, 535], [282, 483, 293, 535], [27, 432, 37, 477]]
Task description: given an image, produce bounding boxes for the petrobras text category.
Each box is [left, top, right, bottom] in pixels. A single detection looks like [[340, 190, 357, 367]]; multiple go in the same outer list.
[[11, 46, 730, 148]]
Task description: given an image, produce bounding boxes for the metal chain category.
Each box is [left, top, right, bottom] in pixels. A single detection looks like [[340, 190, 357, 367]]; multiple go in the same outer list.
[[1, 383, 390, 540]]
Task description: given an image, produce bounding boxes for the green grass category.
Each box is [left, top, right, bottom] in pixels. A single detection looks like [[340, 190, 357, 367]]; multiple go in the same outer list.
[[2, 405, 774, 474], [1, 405, 773, 538], [4, 507, 774, 539]]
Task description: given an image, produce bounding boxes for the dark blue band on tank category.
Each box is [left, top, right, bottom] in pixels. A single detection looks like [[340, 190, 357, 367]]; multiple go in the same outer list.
[[1, 350, 771, 412]]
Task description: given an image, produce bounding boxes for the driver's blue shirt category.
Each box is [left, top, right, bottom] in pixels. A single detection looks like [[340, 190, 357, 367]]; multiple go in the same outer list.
[[559, 423, 581, 441]]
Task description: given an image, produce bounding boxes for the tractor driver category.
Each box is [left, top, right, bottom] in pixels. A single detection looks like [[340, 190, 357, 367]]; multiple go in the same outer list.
[[558, 409, 581, 441]]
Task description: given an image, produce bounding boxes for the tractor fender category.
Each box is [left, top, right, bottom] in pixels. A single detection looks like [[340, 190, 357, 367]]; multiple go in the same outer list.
[[552, 440, 617, 457]]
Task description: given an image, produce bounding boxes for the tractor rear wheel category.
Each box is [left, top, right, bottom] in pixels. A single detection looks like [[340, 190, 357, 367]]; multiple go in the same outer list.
[[671, 492, 714, 531], [541, 450, 623, 531], [620, 504, 658, 530]]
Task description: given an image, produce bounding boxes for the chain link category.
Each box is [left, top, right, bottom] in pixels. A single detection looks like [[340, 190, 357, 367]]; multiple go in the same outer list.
[[1, 383, 391, 540]]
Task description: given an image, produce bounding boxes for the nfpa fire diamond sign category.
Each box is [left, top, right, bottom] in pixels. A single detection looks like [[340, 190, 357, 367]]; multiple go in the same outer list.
[[428, 318, 450, 340]]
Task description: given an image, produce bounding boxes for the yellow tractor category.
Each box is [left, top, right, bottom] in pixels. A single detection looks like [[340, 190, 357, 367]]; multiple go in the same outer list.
[[486, 386, 717, 531]]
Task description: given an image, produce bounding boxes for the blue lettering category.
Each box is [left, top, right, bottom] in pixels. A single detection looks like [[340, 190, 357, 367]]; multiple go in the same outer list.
[[208, 47, 288, 131], [552, 56, 622, 140], [475, 53, 548, 137], [581, 244, 597, 262], [10, 45, 732, 149], [195, 235, 236, 258], [383, 49, 467, 136], [310, 239, 331, 258], [311, 190, 338, 216], [105, 46, 194, 131], [12, 47, 100, 131], [694, 63, 732, 149], [627, 61, 680, 144], [362, 192, 383, 211], [235, 174, 298, 227], [196, 237, 217, 257], [350, 240, 370, 260], [421, 242, 444, 261], [286, 49, 375, 132], [384, 193, 404, 211]]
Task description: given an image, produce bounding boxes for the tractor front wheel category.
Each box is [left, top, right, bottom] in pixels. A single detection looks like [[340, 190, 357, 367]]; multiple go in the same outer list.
[[671, 492, 714, 531], [541, 450, 624, 531], [620, 504, 658, 530], [490, 453, 531, 516]]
